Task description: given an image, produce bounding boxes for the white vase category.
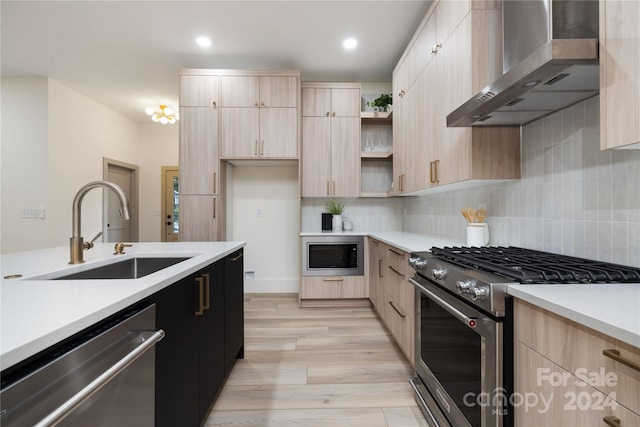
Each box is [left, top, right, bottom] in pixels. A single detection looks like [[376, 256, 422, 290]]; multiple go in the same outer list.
[[332, 215, 343, 232]]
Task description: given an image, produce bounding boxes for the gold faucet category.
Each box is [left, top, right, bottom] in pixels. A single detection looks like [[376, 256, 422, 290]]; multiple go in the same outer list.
[[113, 242, 133, 255], [70, 181, 130, 264]]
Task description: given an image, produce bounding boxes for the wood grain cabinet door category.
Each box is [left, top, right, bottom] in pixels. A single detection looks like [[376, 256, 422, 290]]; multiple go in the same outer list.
[[179, 107, 219, 194], [260, 76, 297, 107], [221, 75, 260, 107], [259, 108, 298, 158], [301, 116, 332, 197], [220, 108, 260, 158], [331, 117, 360, 197]]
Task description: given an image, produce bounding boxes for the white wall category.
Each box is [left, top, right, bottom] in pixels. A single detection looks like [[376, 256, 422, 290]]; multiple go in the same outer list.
[[1, 77, 179, 253], [1, 78, 50, 252], [229, 165, 300, 293], [301, 197, 404, 232]]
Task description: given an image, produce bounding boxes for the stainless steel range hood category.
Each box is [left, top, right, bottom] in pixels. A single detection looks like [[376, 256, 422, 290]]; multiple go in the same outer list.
[[447, 0, 599, 127]]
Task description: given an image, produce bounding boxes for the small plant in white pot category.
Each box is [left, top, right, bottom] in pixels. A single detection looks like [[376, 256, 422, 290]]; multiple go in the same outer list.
[[325, 199, 345, 232]]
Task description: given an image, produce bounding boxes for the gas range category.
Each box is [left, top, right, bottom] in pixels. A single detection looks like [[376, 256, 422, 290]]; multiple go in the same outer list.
[[409, 246, 640, 317]]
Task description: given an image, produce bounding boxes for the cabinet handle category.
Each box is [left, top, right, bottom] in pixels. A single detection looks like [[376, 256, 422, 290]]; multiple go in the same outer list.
[[332, 112, 336, 117], [431, 43, 442, 55], [202, 273, 210, 310], [212, 101, 217, 108], [213, 172, 217, 193], [326, 112, 330, 117], [327, 181, 330, 196], [603, 349, 640, 372], [260, 102, 265, 107], [212, 198, 216, 219], [255, 102, 259, 107], [260, 140, 264, 156], [333, 181, 336, 195], [323, 278, 344, 282], [388, 248, 404, 257], [388, 300, 406, 318], [378, 259, 383, 277], [195, 277, 204, 316], [388, 265, 404, 277], [230, 252, 243, 262], [430, 160, 440, 184], [603, 416, 621, 427], [254, 140, 258, 156]]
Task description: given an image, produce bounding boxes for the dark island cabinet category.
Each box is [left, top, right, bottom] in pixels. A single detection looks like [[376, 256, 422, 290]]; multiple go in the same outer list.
[[224, 249, 244, 375], [152, 249, 244, 427]]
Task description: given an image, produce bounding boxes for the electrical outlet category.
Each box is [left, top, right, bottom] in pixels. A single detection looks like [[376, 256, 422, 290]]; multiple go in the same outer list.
[[244, 271, 255, 280], [21, 208, 45, 219], [256, 208, 263, 217]]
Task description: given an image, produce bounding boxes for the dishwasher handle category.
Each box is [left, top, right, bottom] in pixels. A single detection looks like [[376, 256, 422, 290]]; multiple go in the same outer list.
[[34, 329, 165, 427]]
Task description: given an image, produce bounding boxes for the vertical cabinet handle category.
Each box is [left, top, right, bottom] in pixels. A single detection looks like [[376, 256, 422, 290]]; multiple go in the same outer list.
[[260, 140, 264, 156], [434, 160, 439, 183], [195, 277, 204, 316], [202, 273, 210, 310], [212, 198, 216, 219], [327, 181, 330, 196], [254, 140, 258, 156], [603, 416, 621, 427], [430, 160, 440, 184], [213, 172, 217, 193], [333, 181, 336, 196], [378, 259, 383, 277], [212, 101, 217, 108]]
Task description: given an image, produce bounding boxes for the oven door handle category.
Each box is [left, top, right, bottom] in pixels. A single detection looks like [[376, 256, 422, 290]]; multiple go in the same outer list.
[[409, 278, 478, 328]]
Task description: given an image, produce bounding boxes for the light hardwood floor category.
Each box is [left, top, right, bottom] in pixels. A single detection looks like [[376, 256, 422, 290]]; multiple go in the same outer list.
[[205, 293, 428, 427]]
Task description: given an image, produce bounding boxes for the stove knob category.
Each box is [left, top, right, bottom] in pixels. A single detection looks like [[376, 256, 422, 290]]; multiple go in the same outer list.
[[456, 279, 474, 294], [408, 257, 427, 270], [432, 266, 447, 280], [470, 285, 488, 302]]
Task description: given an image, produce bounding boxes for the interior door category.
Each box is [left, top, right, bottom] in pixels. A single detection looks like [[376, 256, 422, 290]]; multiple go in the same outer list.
[[162, 167, 179, 242], [105, 163, 133, 242]]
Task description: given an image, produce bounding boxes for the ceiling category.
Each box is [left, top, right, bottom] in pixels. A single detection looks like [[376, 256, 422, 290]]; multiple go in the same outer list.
[[1, 1, 431, 123]]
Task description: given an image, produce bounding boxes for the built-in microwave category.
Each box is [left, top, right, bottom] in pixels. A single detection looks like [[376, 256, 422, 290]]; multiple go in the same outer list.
[[301, 235, 364, 276]]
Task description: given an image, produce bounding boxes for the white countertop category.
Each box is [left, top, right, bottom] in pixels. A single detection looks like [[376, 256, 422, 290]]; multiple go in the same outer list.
[[0, 241, 245, 371], [300, 230, 463, 253], [508, 284, 640, 348]]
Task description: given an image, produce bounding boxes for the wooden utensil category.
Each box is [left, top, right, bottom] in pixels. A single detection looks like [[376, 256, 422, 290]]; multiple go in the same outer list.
[[476, 209, 486, 223], [461, 208, 471, 222], [467, 207, 476, 223]]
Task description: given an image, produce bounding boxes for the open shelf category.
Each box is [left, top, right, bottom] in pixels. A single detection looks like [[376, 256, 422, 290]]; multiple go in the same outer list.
[[361, 150, 392, 159]]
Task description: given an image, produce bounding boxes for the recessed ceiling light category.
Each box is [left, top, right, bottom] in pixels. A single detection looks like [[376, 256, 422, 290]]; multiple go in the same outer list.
[[343, 38, 358, 50], [196, 36, 212, 47]]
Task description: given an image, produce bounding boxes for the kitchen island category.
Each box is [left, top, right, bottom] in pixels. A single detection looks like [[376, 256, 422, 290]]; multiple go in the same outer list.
[[0, 241, 244, 371]]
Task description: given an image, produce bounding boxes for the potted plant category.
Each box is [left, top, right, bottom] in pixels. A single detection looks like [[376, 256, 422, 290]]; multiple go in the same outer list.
[[367, 94, 393, 112], [325, 199, 345, 231]]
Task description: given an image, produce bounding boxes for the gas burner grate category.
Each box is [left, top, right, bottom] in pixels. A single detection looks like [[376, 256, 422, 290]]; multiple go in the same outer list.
[[430, 246, 640, 284]]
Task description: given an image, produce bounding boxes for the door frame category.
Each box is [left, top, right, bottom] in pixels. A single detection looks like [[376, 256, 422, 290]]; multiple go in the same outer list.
[[103, 157, 139, 242], [161, 166, 179, 242]]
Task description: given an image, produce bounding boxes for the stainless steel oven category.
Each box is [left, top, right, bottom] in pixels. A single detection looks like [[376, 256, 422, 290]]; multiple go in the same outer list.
[[301, 235, 364, 276], [410, 276, 504, 427], [408, 246, 640, 427]]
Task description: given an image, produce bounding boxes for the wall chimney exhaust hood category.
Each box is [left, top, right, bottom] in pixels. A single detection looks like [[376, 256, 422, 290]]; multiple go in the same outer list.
[[447, 0, 599, 127]]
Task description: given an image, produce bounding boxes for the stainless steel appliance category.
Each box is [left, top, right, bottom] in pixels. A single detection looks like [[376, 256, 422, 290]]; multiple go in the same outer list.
[[301, 235, 364, 276], [447, 0, 599, 127], [0, 303, 164, 427], [408, 246, 640, 427]]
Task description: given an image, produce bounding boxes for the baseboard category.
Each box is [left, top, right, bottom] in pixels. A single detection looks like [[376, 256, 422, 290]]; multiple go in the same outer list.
[[243, 279, 299, 294]]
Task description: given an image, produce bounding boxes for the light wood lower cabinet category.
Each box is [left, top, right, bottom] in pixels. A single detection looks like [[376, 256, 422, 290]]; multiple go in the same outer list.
[[299, 275, 367, 300], [179, 195, 219, 242], [514, 299, 640, 424], [368, 238, 414, 366]]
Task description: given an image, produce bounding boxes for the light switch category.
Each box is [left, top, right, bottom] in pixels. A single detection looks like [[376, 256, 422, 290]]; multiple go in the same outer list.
[[256, 208, 263, 217]]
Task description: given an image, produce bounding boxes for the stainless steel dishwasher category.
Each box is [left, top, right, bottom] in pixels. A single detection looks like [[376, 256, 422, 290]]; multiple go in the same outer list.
[[0, 303, 164, 427]]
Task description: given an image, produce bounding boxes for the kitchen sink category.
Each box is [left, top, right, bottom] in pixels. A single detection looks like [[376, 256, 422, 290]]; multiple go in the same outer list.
[[52, 257, 192, 280]]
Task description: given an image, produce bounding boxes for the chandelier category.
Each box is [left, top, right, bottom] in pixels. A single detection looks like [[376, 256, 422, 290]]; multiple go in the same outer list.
[[145, 105, 179, 124]]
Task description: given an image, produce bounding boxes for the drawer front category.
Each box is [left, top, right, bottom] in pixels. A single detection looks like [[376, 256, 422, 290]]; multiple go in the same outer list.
[[515, 300, 640, 414], [382, 290, 415, 366], [386, 246, 407, 274], [300, 275, 367, 299], [516, 341, 640, 426]]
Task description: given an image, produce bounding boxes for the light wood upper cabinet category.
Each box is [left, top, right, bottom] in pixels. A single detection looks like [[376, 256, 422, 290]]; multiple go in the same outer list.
[[179, 107, 219, 195], [221, 76, 297, 108], [392, 2, 520, 193], [302, 87, 359, 117], [180, 75, 219, 107], [600, 0, 640, 150], [220, 73, 299, 159], [301, 83, 361, 197]]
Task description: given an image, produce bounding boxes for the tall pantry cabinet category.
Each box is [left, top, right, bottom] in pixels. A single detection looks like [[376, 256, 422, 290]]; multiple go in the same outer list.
[[179, 69, 301, 242], [179, 74, 221, 241]]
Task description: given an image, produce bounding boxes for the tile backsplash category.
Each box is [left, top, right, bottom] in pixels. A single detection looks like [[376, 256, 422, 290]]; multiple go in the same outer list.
[[301, 197, 404, 233], [403, 96, 640, 267]]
